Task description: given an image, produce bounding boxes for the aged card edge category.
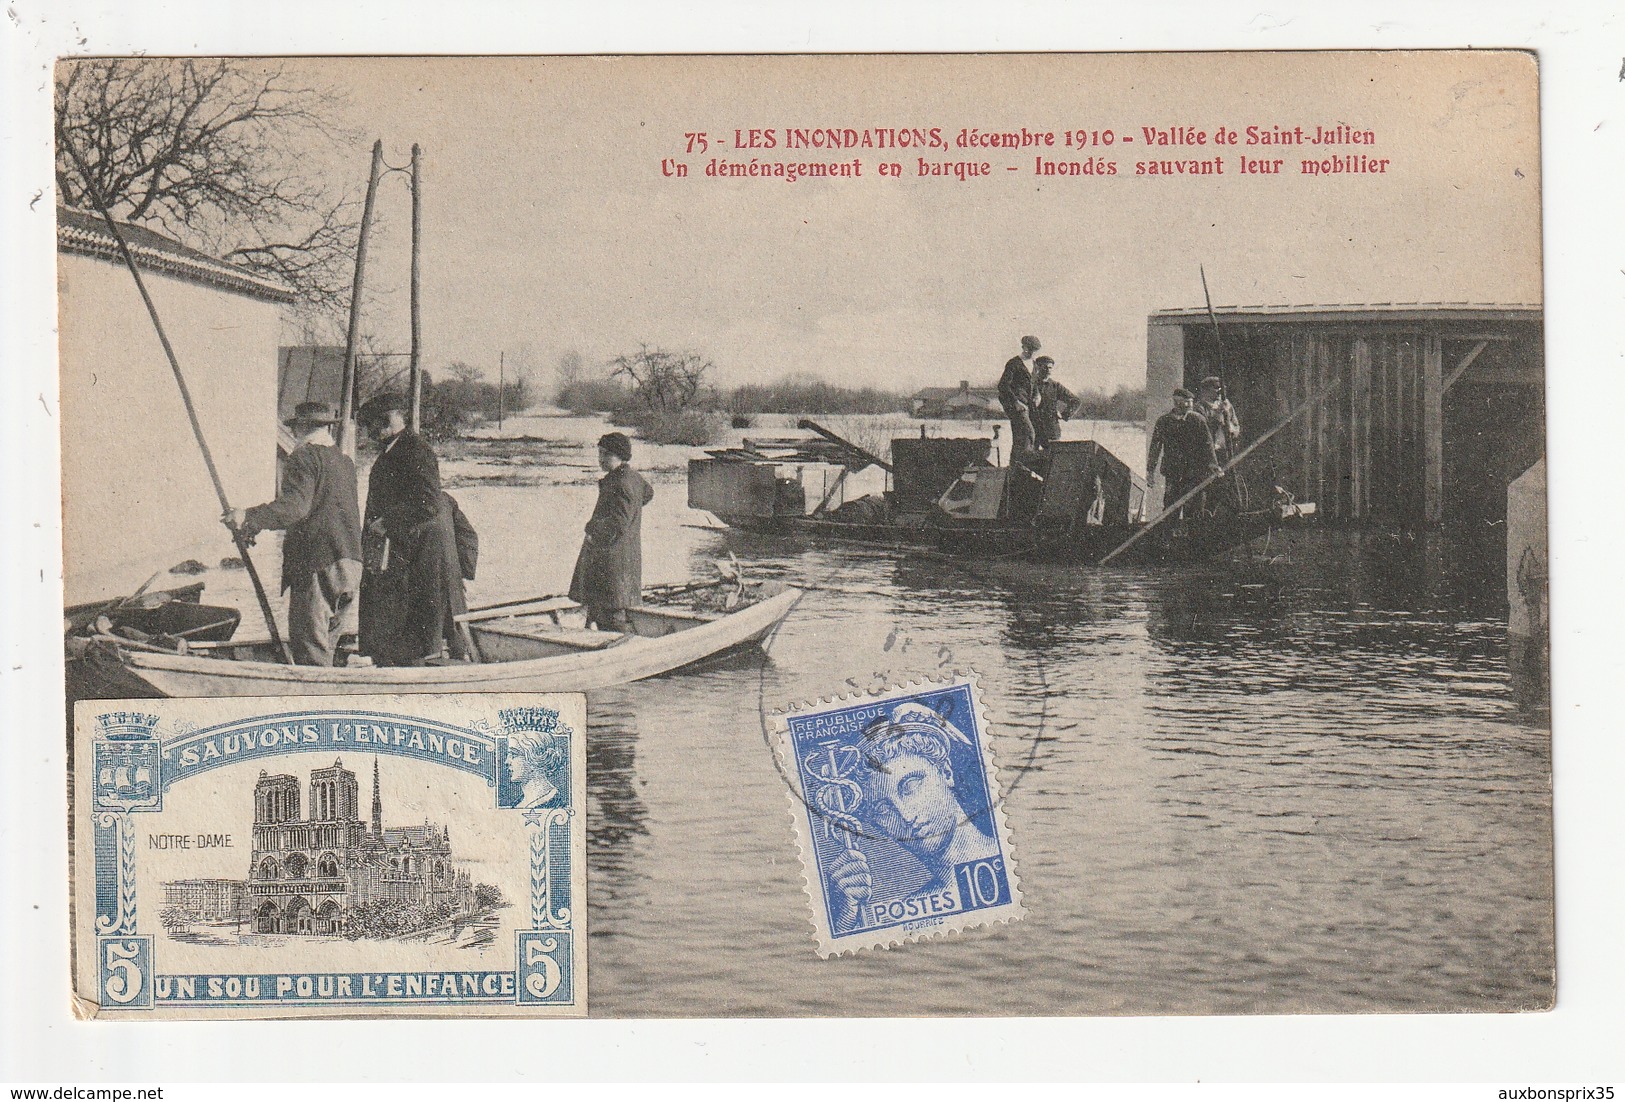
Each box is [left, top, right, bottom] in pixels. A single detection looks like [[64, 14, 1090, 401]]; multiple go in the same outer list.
[[773, 670, 1025, 959]]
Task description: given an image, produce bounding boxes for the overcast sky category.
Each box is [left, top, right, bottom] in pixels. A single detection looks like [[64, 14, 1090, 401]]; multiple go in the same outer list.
[[297, 52, 1541, 395]]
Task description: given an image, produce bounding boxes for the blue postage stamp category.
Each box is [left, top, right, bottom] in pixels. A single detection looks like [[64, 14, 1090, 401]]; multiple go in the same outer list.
[[72, 695, 585, 1019], [776, 674, 1023, 957]]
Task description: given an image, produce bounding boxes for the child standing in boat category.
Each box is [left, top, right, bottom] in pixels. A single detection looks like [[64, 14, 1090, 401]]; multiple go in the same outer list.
[[570, 432, 654, 633]]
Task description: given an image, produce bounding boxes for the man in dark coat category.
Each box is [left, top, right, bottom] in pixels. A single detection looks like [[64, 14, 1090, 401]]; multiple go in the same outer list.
[[1031, 356, 1082, 450], [570, 432, 654, 633], [356, 393, 469, 666], [997, 335, 1041, 457], [1146, 388, 1221, 517], [226, 401, 362, 666]]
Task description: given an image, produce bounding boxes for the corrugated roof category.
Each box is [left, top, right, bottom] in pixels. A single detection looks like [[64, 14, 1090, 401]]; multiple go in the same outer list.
[[1151, 302, 1542, 325], [57, 205, 297, 303]]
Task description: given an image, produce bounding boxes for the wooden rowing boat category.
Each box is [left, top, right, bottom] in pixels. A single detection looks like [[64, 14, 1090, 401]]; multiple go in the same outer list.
[[65, 581, 243, 643], [75, 584, 802, 698]]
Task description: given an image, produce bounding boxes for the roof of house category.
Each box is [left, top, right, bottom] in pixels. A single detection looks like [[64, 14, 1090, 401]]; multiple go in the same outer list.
[[57, 205, 297, 303], [913, 385, 1001, 401], [1150, 302, 1542, 326]]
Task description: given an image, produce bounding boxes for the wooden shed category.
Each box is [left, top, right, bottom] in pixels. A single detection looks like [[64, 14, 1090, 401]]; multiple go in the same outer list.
[[1145, 303, 1544, 530]]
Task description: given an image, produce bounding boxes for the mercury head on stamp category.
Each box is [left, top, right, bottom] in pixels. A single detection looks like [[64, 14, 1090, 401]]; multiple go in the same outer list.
[[781, 675, 1023, 956], [826, 704, 1001, 930]]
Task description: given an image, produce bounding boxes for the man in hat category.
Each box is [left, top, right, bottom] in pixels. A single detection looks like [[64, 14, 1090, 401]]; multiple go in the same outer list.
[[355, 393, 468, 666], [1031, 355, 1082, 450], [224, 401, 361, 666], [570, 432, 653, 633], [1146, 387, 1221, 517], [997, 335, 1041, 458], [1195, 375, 1242, 463]]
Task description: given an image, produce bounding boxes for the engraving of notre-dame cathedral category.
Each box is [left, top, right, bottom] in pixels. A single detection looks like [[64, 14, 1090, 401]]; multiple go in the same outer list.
[[242, 758, 474, 935]]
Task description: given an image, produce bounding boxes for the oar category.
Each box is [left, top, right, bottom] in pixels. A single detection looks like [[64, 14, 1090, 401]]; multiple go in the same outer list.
[[77, 564, 169, 632], [63, 141, 295, 664], [114, 566, 169, 609], [466, 577, 731, 617], [1098, 378, 1338, 566]]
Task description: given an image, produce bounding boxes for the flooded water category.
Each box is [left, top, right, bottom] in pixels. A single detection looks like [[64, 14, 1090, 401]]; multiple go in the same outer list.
[[214, 410, 1555, 1016]]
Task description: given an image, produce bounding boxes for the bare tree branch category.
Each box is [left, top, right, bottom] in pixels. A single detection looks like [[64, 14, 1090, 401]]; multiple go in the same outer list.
[[609, 346, 714, 412], [56, 58, 360, 328]]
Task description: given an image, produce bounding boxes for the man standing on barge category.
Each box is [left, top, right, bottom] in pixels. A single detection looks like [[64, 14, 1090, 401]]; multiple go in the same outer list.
[[1195, 375, 1242, 463], [997, 335, 1041, 459], [1147, 387, 1221, 517], [1031, 355, 1082, 450]]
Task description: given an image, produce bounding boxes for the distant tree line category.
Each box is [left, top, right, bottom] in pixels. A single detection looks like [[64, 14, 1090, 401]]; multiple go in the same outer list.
[[1070, 385, 1147, 422], [355, 355, 532, 442], [554, 349, 914, 444], [726, 380, 910, 416], [421, 361, 531, 440], [552, 348, 1148, 447], [556, 376, 635, 417], [554, 349, 632, 417]]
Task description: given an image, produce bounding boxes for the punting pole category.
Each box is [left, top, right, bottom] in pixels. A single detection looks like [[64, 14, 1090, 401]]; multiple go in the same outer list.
[[1200, 264, 1250, 508], [1098, 378, 1339, 566], [63, 141, 295, 663], [1199, 264, 1227, 392], [338, 139, 384, 455], [408, 142, 424, 434]]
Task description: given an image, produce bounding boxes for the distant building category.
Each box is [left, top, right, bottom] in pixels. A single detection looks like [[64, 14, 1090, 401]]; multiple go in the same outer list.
[[163, 879, 248, 923], [245, 758, 474, 935], [57, 205, 294, 604], [912, 380, 1002, 419]]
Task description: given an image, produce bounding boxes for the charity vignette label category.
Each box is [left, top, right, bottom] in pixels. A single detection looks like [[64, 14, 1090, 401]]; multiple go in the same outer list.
[[71, 695, 586, 1020]]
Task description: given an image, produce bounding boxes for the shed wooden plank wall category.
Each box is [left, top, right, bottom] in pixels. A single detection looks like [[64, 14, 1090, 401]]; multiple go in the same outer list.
[[1237, 328, 1445, 526]]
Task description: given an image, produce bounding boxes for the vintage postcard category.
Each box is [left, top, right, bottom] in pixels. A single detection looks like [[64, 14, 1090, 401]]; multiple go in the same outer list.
[[777, 675, 1023, 957], [56, 51, 1549, 1016], [71, 694, 586, 1019]]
